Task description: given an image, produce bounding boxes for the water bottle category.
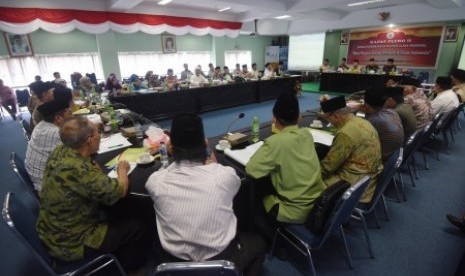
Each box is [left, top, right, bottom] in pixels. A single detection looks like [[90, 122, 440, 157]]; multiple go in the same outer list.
[[251, 116, 260, 143], [160, 142, 169, 168]]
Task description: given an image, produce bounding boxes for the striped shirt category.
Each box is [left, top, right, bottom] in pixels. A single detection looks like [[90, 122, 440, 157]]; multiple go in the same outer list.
[[146, 161, 240, 261], [25, 121, 61, 191]]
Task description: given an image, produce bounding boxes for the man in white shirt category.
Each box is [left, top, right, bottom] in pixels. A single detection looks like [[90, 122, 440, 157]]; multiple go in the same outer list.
[[146, 113, 265, 275], [451, 68, 465, 102], [189, 67, 208, 87], [25, 95, 73, 192], [261, 63, 276, 80], [431, 76, 460, 116], [232, 63, 242, 76], [250, 63, 260, 79]]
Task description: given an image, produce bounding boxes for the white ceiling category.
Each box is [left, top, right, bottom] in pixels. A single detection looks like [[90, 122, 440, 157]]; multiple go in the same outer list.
[[1, 0, 464, 35]]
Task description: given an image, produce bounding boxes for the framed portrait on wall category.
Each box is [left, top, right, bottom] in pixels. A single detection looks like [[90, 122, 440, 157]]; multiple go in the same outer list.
[[4, 33, 33, 57], [161, 34, 176, 53], [444, 26, 459, 42], [340, 32, 349, 45]]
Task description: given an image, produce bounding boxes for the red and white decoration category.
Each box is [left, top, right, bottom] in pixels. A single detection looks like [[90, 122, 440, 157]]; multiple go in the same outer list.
[[0, 7, 242, 37]]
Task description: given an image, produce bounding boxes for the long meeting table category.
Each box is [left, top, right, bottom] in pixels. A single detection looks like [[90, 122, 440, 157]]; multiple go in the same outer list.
[[109, 76, 301, 122], [319, 72, 421, 94], [94, 108, 328, 231]]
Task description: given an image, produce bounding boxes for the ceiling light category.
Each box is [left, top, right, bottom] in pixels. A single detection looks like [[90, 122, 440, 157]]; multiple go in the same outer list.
[[274, 15, 291, 19], [218, 7, 231, 12], [158, 0, 172, 5], [348, 0, 385, 7], [388, 24, 395, 28]]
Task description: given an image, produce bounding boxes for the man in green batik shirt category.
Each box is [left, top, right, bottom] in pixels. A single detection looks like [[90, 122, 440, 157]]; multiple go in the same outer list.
[[319, 96, 383, 203], [36, 117, 149, 273], [246, 93, 325, 240]]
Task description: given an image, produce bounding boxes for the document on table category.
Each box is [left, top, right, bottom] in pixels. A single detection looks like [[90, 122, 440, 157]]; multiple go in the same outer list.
[[224, 141, 264, 166], [105, 148, 147, 167], [98, 133, 132, 154], [107, 163, 137, 178], [309, 129, 334, 146]]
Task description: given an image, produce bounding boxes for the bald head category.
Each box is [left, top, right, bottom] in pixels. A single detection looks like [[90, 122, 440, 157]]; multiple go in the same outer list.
[[60, 117, 95, 149]]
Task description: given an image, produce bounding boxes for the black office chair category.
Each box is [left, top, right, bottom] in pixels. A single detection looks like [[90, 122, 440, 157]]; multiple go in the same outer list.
[[2, 192, 127, 275], [15, 88, 30, 113], [154, 260, 240, 276], [270, 176, 371, 275]]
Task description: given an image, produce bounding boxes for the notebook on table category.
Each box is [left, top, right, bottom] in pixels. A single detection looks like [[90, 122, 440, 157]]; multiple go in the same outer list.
[[224, 141, 264, 166]]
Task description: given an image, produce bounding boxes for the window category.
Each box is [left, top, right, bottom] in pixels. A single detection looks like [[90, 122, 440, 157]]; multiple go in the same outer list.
[[117, 51, 212, 78], [224, 51, 252, 69], [0, 53, 102, 88]]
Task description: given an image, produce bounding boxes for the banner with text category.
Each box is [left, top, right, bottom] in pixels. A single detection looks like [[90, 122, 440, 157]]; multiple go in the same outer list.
[[347, 26, 443, 68]]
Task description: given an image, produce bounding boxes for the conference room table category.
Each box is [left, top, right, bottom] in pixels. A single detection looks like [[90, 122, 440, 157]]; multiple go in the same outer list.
[[108, 76, 301, 122], [94, 109, 329, 231], [319, 72, 421, 94]]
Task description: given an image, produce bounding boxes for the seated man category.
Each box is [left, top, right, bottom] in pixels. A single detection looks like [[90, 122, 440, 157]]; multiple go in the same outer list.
[[25, 96, 73, 192], [319, 58, 331, 73], [189, 67, 208, 87], [128, 74, 148, 92], [30, 81, 55, 129], [364, 88, 404, 161], [431, 76, 460, 116], [180, 63, 193, 80], [261, 63, 276, 80], [79, 76, 101, 98], [246, 93, 326, 240], [232, 63, 242, 76], [0, 79, 17, 120], [222, 66, 234, 82], [37, 117, 149, 273], [250, 63, 260, 79], [451, 69, 465, 102], [320, 96, 383, 204], [338, 57, 349, 71], [164, 69, 178, 90], [383, 58, 397, 74], [365, 58, 379, 73], [212, 66, 222, 80], [384, 87, 417, 142], [146, 113, 265, 276], [402, 84, 433, 129], [348, 59, 362, 73]]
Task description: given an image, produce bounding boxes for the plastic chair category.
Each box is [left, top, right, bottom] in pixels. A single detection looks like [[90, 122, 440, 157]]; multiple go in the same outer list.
[[2, 192, 127, 275], [9, 152, 39, 214], [353, 149, 403, 232], [154, 260, 240, 276], [20, 117, 32, 141], [270, 176, 371, 275]]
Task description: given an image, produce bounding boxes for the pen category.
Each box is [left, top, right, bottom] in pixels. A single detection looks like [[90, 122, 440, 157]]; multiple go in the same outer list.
[[108, 144, 124, 149]]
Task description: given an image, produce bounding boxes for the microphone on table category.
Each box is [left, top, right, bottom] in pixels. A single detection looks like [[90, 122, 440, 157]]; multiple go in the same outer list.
[[226, 112, 245, 135], [224, 112, 249, 146]]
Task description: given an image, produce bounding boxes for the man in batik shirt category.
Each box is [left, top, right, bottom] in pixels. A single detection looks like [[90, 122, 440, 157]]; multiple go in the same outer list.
[[37, 117, 149, 273], [320, 96, 383, 203]]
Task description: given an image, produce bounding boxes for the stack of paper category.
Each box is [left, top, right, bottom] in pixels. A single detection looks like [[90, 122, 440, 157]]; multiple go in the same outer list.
[[309, 129, 334, 146], [224, 141, 264, 166], [98, 133, 132, 154], [105, 148, 147, 167]]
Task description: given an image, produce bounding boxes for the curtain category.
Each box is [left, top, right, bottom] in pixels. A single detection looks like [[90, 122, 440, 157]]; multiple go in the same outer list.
[[0, 8, 242, 37], [0, 53, 103, 87], [117, 51, 212, 78], [224, 51, 252, 69]]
